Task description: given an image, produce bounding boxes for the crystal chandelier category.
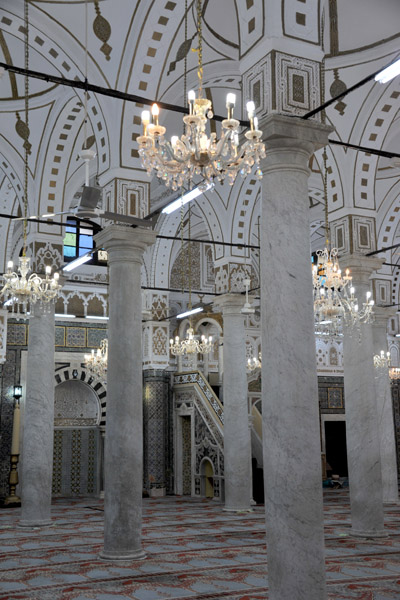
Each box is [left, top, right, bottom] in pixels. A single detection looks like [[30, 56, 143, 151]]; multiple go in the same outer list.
[[0, 5, 61, 316], [84, 339, 108, 380], [170, 327, 213, 356], [247, 351, 262, 373], [169, 201, 213, 357], [373, 350, 391, 369], [137, 0, 265, 190], [389, 367, 400, 380], [1, 260, 61, 315], [312, 153, 374, 337]]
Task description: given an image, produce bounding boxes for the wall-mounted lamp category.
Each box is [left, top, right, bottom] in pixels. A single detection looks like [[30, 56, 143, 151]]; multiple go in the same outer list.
[[13, 385, 22, 401]]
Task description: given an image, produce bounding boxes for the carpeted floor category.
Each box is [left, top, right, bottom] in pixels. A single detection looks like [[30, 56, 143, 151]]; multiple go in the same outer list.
[[0, 491, 399, 599]]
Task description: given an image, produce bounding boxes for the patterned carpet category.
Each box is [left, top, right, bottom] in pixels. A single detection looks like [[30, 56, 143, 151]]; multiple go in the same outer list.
[[0, 491, 399, 599]]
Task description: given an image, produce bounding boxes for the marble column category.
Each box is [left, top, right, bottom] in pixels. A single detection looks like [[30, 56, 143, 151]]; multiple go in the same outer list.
[[19, 303, 55, 527], [214, 294, 251, 512], [260, 114, 331, 600], [95, 225, 156, 560], [371, 307, 398, 503], [341, 256, 386, 535]]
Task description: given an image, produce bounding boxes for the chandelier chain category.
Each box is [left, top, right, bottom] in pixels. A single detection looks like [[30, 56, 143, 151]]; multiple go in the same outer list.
[[180, 193, 184, 295], [320, 7, 329, 249], [23, 0, 29, 256], [188, 202, 192, 310], [196, 0, 203, 96], [84, 0, 88, 148]]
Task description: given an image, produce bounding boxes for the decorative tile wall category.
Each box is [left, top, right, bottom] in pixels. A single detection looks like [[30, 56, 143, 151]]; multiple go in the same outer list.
[[143, 370, 173, 493]]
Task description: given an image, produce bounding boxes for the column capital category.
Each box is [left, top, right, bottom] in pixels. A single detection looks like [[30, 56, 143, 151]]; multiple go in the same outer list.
[[214, 293, 245, 315], [94, 225, 156, 264], [260, 114, 333, 152], [338, 255, 384, 286]]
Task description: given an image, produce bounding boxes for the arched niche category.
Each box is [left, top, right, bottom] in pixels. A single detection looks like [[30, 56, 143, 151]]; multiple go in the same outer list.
[[54, 379, 100, 427]]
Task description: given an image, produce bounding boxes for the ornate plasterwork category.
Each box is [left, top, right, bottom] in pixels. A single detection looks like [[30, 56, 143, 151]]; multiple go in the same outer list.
[[55, 290, 107, 318], [315, 338, 343, 374], [214, 260, 258, 294], [102, 178, 149, 219], [243, 51, 321, 119], [54, 364, 107, 426], [33, 240, 63, 272], [283, 0, 320, 45], [331, 215, 377, 256]]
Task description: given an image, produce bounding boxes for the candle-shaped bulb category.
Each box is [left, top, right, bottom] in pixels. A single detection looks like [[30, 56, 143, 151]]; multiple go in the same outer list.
[[381, 350, 385, 358], [350, 286, 355, 295], [345, 268, 350, 276], [246, 100, 255, 130], [188, 90, 195, 115], [226, 92, 236, 107], [7, 260, 13, 270], [45, 265, 51, 275], [253, 116, 259, 130], [141, 110, 150, 135], [226, 92, 236, 119], [366, 291, 371, 300], [246, 101, 255, 116], [171, 136, 179, 148], [151, 103, 159, 126], [54, 272, 59, 280]]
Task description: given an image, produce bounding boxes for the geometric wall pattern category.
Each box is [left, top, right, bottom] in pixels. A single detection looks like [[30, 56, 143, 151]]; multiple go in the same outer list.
[[52, 428, 100, 496]]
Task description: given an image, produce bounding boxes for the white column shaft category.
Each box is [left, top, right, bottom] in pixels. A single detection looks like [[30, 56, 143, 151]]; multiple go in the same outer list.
[[95, 225, 156, 560], [260, 115, 330, 600], [372, 313, 398, 503], [20, 303, 55, 527], [220, 301, 251, 511], [342, 276, 385, 535]]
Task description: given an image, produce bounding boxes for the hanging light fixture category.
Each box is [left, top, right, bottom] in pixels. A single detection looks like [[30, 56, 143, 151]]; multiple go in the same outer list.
[[137, 0, 265, 190], [373, 350, 391, 369], [312, 152, 374, 337], [84, 338, 108, 380], [389, 367, 400, 381], [0, 0, 61, 316], [169, 199, 213, 356], [247, 351, 261, 373]]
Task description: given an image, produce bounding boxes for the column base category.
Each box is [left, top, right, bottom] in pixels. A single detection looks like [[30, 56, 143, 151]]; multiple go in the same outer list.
[[99, 548, 146, 561], [18, 519, 53, 528], [351, 528, 387, 539]]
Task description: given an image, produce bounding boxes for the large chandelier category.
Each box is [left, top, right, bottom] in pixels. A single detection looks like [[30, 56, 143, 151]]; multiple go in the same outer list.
[[137, 0, 265, 190], [1, 260, 61, 315], [312, 152, 374, 337], [170, 327, 213, 356], [0, 4, 61, 316], [169, 201, 213, 357], [84, 339, 108, 380], [312, 247, 375, 335]]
